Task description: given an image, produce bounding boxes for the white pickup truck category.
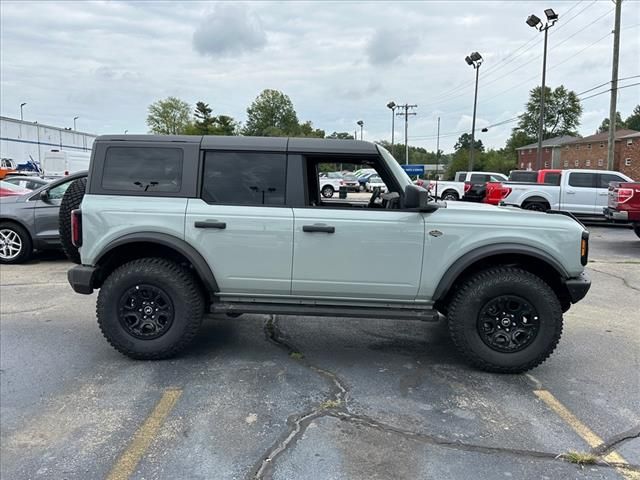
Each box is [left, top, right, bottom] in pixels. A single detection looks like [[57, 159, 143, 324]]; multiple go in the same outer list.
[[431, 171, 508, 201], [502, 169, 633, 216]]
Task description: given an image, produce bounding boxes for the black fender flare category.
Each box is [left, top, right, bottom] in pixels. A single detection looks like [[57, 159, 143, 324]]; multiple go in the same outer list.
[[95, 232, 219, 294], [432, 243, 569, 302]]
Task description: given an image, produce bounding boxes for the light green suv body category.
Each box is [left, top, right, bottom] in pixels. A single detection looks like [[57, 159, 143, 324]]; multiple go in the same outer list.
[[67, 135, 590, 372]]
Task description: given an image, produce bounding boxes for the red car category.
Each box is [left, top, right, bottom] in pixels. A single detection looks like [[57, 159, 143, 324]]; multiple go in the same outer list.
[[604, 182, 640, 238], [0, 180, 31, 197]]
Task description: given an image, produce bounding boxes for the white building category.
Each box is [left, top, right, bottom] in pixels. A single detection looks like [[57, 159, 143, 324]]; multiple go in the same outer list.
[[0, 116, 97, 164]]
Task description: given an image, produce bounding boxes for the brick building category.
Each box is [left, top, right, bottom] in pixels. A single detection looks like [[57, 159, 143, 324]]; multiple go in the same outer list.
[[515, 135, 577, 170], [560, 129, 639, 180]]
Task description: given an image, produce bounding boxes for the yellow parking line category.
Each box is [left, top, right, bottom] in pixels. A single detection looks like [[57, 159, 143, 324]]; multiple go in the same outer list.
[[106, 388, 182, 480], [534, 389, 639, 480]]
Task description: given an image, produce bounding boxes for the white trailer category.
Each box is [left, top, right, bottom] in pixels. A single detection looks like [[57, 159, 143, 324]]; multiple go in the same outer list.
[[41, 150, 91, 178]]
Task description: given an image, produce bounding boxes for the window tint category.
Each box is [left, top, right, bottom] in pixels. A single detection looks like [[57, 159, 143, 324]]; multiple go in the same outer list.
[[544, 172, 561, 185], [102, 147, 182, 192], [598, 173, 625, 188], [469, 174, 489, 182], [568, 173, 596, 188], [202, 151, 286, 205]]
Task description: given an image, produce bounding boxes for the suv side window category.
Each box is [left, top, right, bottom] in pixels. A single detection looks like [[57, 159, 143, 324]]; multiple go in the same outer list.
[[201, 151, 286, 205], [598, 173, 626, 188], [102, 147, 183, 193], [568, 173, 596, 188]]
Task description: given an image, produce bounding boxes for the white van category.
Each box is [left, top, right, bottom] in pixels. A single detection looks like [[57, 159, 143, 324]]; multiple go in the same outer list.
[[41, 150, 90, 178]]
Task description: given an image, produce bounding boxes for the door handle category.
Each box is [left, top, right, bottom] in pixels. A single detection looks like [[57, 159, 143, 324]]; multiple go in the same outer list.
[[565, 191, 576, 195], [195, 220, 226, 229], [303, 224, 335, 233]]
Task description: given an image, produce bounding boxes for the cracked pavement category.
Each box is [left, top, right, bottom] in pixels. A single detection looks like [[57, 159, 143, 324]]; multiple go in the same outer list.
[[1, 226, 639, 479]]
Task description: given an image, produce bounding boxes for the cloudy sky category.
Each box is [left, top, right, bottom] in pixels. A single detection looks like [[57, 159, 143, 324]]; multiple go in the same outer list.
[[1, 0, 639, 152]]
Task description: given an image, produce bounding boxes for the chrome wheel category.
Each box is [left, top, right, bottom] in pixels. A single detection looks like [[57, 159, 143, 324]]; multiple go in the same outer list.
[[0, 228, 22, 261]]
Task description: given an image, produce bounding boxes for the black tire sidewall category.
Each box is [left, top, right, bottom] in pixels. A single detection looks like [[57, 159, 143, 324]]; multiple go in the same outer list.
[[443, 191, 458, 201], [58, 177, 87, 264], [322, 186, 334, 198], [98, 259, 203, 358], [0, 222, 32, 264], [449, 269, 562, 371]]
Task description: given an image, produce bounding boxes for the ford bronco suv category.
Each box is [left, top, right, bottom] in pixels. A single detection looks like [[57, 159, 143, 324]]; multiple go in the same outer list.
[[64, 135, 591, 373]]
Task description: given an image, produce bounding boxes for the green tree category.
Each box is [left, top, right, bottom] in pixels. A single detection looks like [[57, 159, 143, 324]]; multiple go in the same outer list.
[[146, 97, 191, 135], [597, 112, 626, 133], [454, 133, 484, 153], [480, 149, 517, 174], [298, 121, 325, 138], [243, 89, 300, 136], [504, 130, 535, 161], [516, 85, 582, 139], [327, 131, 355, 139], [446, 150, 470, 180], [624, 105, 640, 131], [215, 115, 240, 136], [193, 101, 215, 134]]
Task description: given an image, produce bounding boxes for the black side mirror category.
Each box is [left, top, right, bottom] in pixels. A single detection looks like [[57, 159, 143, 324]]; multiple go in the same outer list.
[[404, 184, 439, 212], [40, 190, 50, 202]]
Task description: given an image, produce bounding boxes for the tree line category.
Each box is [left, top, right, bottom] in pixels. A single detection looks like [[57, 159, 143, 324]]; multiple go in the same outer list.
[[146, 87, 639, 179]]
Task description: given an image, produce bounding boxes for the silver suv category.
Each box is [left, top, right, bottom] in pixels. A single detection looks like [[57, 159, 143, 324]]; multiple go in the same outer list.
[[66, 135, 591, 373]]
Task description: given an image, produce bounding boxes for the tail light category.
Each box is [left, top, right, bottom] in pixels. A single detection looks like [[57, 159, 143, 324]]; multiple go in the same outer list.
[[464, 182, 472, 193], [428, 181, 435, 191], [71, 209, 82, 247], [484, 182, 512, 205], [616, 188, 634, 204], [339, 180, 344, 185]]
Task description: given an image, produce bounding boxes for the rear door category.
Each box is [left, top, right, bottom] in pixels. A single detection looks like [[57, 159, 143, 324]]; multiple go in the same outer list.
[[185, 150, 293, 295], [561, 172, 597, 214]]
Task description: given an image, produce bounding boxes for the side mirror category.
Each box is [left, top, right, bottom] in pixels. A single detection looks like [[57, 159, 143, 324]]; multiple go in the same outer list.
[[40, 190, 50, 202], [404, 184, 439, 212]]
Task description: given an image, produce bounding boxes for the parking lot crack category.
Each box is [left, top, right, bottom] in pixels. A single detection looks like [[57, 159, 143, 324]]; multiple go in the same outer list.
[[592, 426, 640, 456], [589, 266, 640, 292]]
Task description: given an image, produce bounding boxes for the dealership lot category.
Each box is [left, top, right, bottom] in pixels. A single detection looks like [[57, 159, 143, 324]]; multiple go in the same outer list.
[[1, 225, 638, 480]]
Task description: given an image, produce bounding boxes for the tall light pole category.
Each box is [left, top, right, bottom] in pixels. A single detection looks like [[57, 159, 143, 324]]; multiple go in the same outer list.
[[396, 104, 417, 165], [387, 101, 397, 154], [465, 52, 483, 171], [357, 120, 364, 140], [20, 102, 26, 121], [527, 9, 558, 170], [73, 116, 79, 131]]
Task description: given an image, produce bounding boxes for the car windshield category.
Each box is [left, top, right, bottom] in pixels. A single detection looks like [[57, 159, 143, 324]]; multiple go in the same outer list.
[[343, 174, 357, 181], [370, 176, 382, 183], [327, 172, 342, 178]]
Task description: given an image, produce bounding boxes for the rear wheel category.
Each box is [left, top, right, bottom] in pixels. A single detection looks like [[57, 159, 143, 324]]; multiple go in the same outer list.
[[0, 222, 32, 264], [447, 267, 563, 373], [321, 185, 334, 198], [97, 258, 205, 359], [59, 177, 87, 264], [441, 190, 458, 201], [523, 201, 549, 212]]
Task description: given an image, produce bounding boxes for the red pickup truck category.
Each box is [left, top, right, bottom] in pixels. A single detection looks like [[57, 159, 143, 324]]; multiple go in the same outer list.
[[604, 182, 640, 238]]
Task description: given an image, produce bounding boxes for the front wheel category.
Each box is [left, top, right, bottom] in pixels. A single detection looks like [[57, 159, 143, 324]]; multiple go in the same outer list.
[[321, 185, 334, 198], [97, 258, 205, 359], [447, 267, 563, 373], [523, 201, 549, 212], [441, 190, 459, 201]]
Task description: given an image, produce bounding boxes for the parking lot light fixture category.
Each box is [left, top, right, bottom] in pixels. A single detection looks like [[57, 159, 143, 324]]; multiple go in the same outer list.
[[20, 102, 26, 121], [527, 8, 559, 169], [386, 102, 397, 153], [73, 116, 79, 131], [357, 120, 364, 140], [465, 51, 483, 170]]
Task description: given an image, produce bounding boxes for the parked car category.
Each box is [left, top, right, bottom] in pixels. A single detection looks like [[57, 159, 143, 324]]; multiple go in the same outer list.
[[0, 158, 18, 180], [430, 171, 508, 201], [365, 175, 387, 192], [318, 175, 343, 198], [66, 135, 590, 373], [501, 169, 632, 216], [356, 172, 378, 191], [0, 181, 31, 197], [604, 182, 640, 238], [341, 173, 360, 192], [0, 171, 87, 263], [3, 175, 49, 191], [465, 169, 563, 203]]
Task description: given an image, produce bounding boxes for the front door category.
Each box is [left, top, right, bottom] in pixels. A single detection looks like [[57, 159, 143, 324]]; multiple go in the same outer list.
[[33, 177, 74, 243], [596, 173, 628, 213], [291, 208, 425, 300]]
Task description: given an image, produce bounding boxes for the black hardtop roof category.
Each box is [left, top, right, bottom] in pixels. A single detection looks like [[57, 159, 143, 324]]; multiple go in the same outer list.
[[95, 135, 379, 155]]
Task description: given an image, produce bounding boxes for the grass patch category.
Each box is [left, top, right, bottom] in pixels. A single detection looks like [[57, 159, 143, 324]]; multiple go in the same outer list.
[[562, 451, 598, 465], [289, 351, 304, 360], [320, 399, 341, 410]]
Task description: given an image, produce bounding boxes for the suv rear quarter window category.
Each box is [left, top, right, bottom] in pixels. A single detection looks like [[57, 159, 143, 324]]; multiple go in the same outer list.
[[102, 147, 183, 192], [201, 151, 286, 205]]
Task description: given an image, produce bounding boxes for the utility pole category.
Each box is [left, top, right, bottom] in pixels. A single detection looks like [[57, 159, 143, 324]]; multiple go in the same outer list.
[[396, 104, 417, 165], [435, 117, 440, 180], [607, 0, 622, 171]]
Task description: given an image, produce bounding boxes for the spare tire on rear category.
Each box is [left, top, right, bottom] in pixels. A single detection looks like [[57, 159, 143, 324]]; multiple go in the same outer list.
[[59, 176, 87, 264]]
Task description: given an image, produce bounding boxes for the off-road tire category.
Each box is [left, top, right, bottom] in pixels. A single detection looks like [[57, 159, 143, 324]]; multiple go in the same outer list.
[[97, 258, 205, 359], [0, 222, 32, 264], [447, 267, 563, 373], [441, 190, 459, 201], [321, 185, 335, 198], [59, 177, 87, 264]]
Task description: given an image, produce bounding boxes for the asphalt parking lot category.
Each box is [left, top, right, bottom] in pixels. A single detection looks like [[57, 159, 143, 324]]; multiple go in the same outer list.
[[1, 225, 638, 480]]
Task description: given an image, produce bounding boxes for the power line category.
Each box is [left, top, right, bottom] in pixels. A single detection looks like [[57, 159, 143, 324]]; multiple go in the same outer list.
[[579, 82, 640, 101]]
